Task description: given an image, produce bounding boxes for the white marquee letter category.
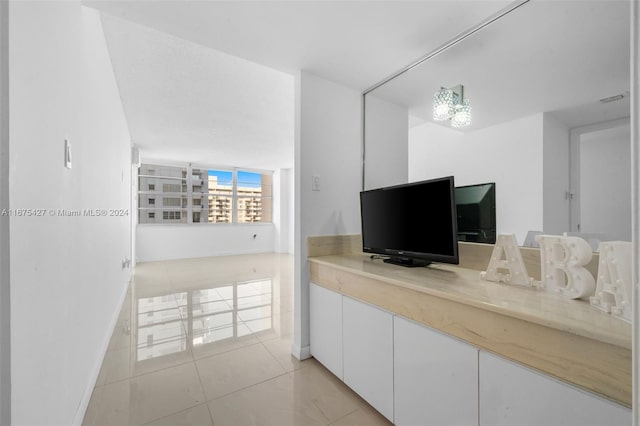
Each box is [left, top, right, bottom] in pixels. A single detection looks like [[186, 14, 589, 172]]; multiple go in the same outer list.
[[481, 234, 533, 287], [590, 241, 632, 323], [535, 235, 595, 299]]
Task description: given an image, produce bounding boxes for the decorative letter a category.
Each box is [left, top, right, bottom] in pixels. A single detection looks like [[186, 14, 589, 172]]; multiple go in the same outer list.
[[590, 241, 632, 323], [480, 234, 533, 287]]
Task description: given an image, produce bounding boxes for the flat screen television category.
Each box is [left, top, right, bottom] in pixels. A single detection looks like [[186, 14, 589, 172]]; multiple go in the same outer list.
[[455, 182, 496, 244], [360, 176, 459, 267]]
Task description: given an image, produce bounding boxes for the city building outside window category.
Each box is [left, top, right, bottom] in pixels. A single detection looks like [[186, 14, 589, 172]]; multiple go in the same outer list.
[[138, 163, 273, 225]]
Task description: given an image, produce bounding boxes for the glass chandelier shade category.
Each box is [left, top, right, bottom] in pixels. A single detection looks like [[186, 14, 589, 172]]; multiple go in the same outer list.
[[432, 88, 454, 121], [432, 84, 471, 128], [451, 99, 472, 128]]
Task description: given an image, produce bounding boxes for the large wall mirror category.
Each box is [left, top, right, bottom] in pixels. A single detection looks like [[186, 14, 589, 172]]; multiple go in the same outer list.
[[363, 0, 631, 249]]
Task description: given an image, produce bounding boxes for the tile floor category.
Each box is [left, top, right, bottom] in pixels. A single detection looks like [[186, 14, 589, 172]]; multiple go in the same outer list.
[[83, 253, 392, 426]]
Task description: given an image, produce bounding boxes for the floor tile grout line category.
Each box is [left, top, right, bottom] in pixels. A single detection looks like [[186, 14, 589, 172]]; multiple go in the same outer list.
[[261, 337, 310, 374], [325, 405, 363, 426], [310, 398, 340, 426], [124, 361, 208, 426], [205, 401, 217, 426], [199, 369, 292, 404], [138, 401, 212, 426], [188, 350, 212, 420], [258, 336, 292, 374], [193, 336, 288, 394], [192, 339, 264, 363], [191, 338, 262, 361], [92, 356, 197, 389]]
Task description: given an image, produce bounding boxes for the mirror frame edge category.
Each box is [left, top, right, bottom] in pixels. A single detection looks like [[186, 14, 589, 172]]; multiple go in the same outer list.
[[630, 0, 639, 423]]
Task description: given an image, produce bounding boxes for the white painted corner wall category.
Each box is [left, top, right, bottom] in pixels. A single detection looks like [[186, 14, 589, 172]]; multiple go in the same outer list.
[[577, 122, 631, 241], [274, 168, 294, 254], [293, 71, 362, 358], [364, 94, 409, 190], [542, 112, 570, 235], [9, 3, 132, 425], [288, 167, 295, 254]]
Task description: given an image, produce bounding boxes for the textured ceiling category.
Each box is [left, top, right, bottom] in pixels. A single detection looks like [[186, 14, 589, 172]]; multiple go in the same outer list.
[[88, 1, 514, 169], [101, 14, 295, 169]]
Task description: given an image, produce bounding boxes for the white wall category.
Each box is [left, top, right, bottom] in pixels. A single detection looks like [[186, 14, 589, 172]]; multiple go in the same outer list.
[[579, 123, 631, 241], [543, 113, 570, 235], [288, 167, 295, 254], [364, 94, 409, 190], [274, 168, 293, 254], [0, 0, 9, 423], [293, 71, 362, 358], [131, 162, 138, 267], [136, 224, 276, 262], [409, 114, 544, 244], [10, 3, 132, 425]]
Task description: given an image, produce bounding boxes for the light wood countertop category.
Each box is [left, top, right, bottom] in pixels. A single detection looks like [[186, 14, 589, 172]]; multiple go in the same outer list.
[[307, 236, 631, 408]]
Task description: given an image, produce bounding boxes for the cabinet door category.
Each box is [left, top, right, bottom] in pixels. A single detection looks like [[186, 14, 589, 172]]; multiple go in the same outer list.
[[394, 316, 478, 426], [342, 296, 394, 422], [479, 351, 631, 426], [309, 282, 343, 379]]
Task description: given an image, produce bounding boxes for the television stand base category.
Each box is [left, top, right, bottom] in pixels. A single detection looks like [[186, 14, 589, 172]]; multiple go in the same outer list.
[[383, 256, 431, 268]]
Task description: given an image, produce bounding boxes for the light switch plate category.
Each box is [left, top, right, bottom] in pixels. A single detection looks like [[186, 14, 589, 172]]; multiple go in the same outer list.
[[64, 139, 72, 169]]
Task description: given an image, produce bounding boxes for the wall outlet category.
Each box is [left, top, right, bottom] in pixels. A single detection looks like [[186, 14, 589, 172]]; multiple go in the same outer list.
[[312, 175, 320, 191]]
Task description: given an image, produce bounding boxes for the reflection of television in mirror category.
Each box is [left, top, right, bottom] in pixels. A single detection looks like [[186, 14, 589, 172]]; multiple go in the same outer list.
[[360, 176, 459, 267], [455, 182, 496, 244]]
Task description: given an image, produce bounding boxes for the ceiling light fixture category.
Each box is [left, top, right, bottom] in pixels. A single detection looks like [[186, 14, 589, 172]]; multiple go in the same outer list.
[[433, 84, 471, 128]]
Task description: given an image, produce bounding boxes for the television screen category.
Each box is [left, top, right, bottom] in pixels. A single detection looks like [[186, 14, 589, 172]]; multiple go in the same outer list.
[[360, 176, 459, 267], [455, 182, 496, 244]]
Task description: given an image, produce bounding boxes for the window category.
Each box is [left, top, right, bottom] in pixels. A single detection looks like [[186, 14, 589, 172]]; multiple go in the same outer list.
[[162, 211, 182, 220], [163, 197, 182, 207], [237, 171, 272, 223], [139, 164, 188, 224], [138, 163, 272, 225], [205, 169, 233, 223]]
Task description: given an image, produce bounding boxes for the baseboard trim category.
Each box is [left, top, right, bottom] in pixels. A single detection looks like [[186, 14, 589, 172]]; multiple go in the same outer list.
[[72, 278, 130, 426], [290, 343, 311, 361]]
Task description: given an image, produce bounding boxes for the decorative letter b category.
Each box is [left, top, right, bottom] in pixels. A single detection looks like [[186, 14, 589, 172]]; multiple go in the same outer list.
[[535, 235, 595, 299]]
